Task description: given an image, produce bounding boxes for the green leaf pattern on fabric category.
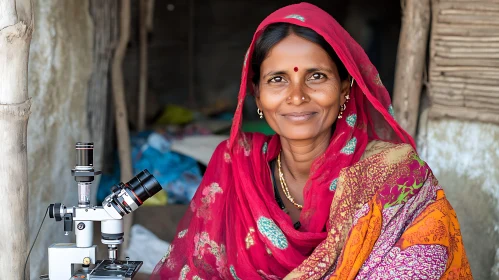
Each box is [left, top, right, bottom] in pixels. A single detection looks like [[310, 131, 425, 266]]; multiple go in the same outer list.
[[257, 217, 289, 250], [341, 137, 357, 155], [285, 14, 305, 22]]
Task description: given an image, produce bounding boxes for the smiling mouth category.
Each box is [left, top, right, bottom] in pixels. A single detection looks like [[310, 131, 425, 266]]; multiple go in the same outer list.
[[281, 112, 317, 121]]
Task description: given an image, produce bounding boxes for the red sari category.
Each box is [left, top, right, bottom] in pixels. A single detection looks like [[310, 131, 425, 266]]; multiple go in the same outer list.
[[151, 2, 471, 279]]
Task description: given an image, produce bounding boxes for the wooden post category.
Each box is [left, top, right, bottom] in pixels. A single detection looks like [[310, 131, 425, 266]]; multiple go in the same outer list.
[[111, 0, 134, 258], [0, 0, 33, 279], [392, 0, 431, 138], [188, 0, 197, 108], [138, 0, 149, 131], [88, 0, 119, 176], [146, 0, 155, 32]]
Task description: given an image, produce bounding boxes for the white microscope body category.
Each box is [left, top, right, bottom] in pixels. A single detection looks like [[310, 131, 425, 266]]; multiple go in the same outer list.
[[48, 203, 124, 279], [46, 143, 162, 280]]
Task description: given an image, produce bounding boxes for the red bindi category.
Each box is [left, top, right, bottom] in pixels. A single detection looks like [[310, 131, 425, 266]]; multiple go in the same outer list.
[[294, 66, 299, 72]]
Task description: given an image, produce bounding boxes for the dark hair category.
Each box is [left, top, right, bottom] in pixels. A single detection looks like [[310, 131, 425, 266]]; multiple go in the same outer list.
[[251, 23, 349, 86]]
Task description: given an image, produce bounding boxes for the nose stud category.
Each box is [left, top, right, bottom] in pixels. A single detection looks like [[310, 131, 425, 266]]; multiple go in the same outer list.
[[287, 96, 307, 103]]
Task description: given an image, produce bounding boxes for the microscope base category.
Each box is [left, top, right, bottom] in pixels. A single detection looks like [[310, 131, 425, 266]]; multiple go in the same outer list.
[[48, 243, 96, 280]]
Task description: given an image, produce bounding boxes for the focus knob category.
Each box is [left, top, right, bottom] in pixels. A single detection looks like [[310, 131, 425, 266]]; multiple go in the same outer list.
[[83, 257, 91, 266]]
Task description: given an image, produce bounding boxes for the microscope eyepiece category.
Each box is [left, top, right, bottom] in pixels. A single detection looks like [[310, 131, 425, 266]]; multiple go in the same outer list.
[[105, 169, 162, 216], [75, 142, 93, 168], [126, 169, 162, 205], [71, 142, 101, 184]]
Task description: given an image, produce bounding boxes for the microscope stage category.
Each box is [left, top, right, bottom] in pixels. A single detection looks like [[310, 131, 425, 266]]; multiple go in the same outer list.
[[72, 259, 142, 280]]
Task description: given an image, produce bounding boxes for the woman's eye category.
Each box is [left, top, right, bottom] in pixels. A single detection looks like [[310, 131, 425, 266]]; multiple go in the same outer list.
[[310, 73, 326, 80], [269, 76, 284, 83]]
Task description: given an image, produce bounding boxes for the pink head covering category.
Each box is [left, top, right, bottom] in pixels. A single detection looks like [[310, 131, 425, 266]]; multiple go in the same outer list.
[[152, 3, 414, 279]]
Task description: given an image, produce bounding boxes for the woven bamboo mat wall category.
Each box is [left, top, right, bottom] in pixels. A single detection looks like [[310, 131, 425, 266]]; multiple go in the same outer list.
[[429, 0, 499, 123]]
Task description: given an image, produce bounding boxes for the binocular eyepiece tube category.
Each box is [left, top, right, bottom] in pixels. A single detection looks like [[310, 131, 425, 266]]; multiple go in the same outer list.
[[105, 169, 162, 216]]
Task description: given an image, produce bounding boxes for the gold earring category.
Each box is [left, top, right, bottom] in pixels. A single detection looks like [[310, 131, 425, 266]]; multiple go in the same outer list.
[[257, 108, 263, 119], [338, 104, 346, 119], [350, 77, 355, 88]]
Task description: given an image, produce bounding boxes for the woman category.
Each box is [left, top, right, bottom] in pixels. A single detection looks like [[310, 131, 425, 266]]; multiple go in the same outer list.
[[152, 3, 472, 279]]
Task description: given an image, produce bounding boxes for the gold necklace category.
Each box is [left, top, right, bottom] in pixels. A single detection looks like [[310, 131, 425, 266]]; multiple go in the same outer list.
[[277, 152, 303, 209]]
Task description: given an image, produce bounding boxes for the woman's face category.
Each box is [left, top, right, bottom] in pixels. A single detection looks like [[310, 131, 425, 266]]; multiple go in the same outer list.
[[256, 33, 350, 141]]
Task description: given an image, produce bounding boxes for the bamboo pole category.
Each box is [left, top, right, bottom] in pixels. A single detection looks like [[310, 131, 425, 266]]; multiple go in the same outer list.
[[431, 70, 499, 80], [441, 9, 499, 16], [430, 75, 499, 86], [439, 0, 499, 2], [392, 0, 431, 138], [431, 81, 499, 93], [438, 2, 499, 11], [146, 0, 155, 32], [111, 0, 133, 259], [434, 46, 499, 54], [439, 14, 499, 26], [436, 40, 499, 48], [431, 87, 499, 98], [429, 104, 499, 124], [436, 27, 499, 37], [434, 57, 499, 67], [0, 0, 33, 279], [188, 0, 197, 108], [442, 0, 499, 2], [433, 35, 499, 42], [433, 65, 499, 73], [429, 94, 499, 108], [138, 0, 149, 131]]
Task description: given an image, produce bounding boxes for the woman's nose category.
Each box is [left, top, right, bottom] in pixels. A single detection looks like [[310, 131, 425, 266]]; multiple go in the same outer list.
[[286, 84, 310, 105]]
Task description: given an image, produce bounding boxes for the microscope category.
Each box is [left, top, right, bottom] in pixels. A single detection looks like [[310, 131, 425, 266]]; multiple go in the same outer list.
[[45, 142, 162, 280]]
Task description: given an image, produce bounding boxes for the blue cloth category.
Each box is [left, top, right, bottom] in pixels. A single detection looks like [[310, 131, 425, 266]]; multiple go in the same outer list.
[[97, 131, 202, 204]]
